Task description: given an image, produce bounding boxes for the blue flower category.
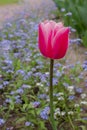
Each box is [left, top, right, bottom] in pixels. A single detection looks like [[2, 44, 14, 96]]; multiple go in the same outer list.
[[16, 88, 24, 94], [68, 95, 75, 100], [38, 94, 47, 99], [16, 69, 25, 76], [0, 118, 5, 126], [0, 84, 3, 89], [14, 95, 22, 104], [3, 81, 9, 86], [25, 121, 31, 126], [40, 106, 50, 120], [32, 101, 40, 108], [82, 117, 87, 120], [15, 98, 22, 104], [75, 88, 83, 94]]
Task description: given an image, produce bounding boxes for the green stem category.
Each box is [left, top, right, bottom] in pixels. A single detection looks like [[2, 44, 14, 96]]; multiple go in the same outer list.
[[68, 115, 75, 130], [64, 94, 75, 130], [49, 59, 57, 130]]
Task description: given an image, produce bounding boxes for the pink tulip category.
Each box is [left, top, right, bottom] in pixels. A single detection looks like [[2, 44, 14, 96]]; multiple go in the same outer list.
[[38, 20, 69, 59]]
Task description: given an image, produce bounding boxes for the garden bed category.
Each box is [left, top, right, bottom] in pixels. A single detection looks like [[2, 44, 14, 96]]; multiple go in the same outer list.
[[0, 0, 87, 130]]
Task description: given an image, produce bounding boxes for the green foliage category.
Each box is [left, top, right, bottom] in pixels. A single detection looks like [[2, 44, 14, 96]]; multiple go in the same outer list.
[[54, 0, 87, 47], [0, 0, 18, 5], [82, 31, 87, 47]]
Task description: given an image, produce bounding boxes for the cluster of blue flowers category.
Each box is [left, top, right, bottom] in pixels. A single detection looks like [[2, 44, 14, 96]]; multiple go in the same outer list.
[[40, 107, 50, 120], [82, 60, 87, 71]]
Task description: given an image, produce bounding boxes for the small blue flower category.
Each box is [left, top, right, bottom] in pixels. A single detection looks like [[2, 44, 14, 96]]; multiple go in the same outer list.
[[68, 95, 75, 100], [15, 98, 22, 104], [75, 88, 83, 94], [16, 88, 24, 94], [5, 98, 11, 103], [53, 78, 58, 85], [6, 69, 14, 74], [16, 70, 25, 76], [0, 84, 3, 89], [4, 59, 12, 66], [3, 81, 9, 86], [40, 106, 50, 120], [6, 22, 12, 28], [25, 121, 31, 126], [54, 63, 62, 67], [55, 71, 62, 77], [82, 117, 87, 120], [0, 118, 5, 126], [38, 94, 47, 99], [63, 82, 69, 87], [10, 91, 15, 95], [32, 101, 40, 108], [83, 60, 87, 65]]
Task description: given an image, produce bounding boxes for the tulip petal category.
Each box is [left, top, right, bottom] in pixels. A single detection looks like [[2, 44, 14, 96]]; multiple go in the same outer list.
[[44, 22, 53, 58], [49, 20, 56, 30], [54, 22, 64, 36], [51, 22, 64, 41], [38, 23, 47, 56], [52, 27, 69, 59]]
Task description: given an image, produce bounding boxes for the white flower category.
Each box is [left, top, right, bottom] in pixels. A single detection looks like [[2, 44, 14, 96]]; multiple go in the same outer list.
[[67, 86, 75, 94], [54, 108, 60, 116], [81, 93, 86, 99], [58, 96, 64, 101], [47, 98, 50, 102], [80, 101, 87, 105], [54, 114, 57, 119], [61, 8, 65, 12], [40, 84, 44, 87], [55, 108, 60, 112], [74, 104, 80, 107], [54, 111, 60, 115], [58, 92, 64, 96], [36, 82, 43, 87], [68, 111, 74, 115], [36, 83, 41, 86], [65, 12, 72, 16], [45, 72, 49, 75], [61, 111, 66, 116], [62, 66, 67, 70], [45, 88, 49, 92]]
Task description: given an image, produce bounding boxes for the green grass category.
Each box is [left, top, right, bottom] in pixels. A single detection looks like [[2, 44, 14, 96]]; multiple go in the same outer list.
[[0, 0, 19, 5]]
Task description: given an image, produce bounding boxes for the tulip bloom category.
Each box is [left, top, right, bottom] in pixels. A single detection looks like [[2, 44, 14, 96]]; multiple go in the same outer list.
[[38, 20, 69, 59]]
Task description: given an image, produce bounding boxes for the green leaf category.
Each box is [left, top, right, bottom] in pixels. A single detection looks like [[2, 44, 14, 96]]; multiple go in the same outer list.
[[16, 117, 26, 124], [77, 6, 87, 27], [82, 31, 87, 47], [38, 121, 47, 130], [9, 101, 14, 110], [23, 104, 29, 110], [79, 126, 86, 130]]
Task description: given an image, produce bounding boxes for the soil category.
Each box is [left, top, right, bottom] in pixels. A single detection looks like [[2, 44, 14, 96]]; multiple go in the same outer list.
[[0, 4, 22, 28]]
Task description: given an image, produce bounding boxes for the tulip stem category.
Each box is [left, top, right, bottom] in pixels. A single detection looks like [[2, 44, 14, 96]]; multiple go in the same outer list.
[[49, 59, 57, 130]]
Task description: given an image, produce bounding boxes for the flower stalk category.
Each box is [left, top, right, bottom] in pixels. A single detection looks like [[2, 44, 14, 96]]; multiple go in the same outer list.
[[49, 59, 57, 130]]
